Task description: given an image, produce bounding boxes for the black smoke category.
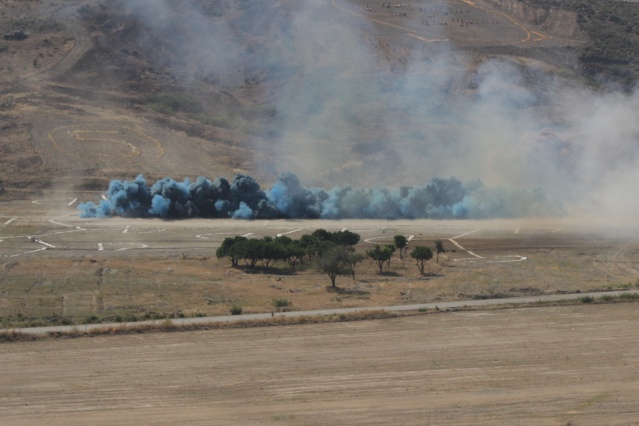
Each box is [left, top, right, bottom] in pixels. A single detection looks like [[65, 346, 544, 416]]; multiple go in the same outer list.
[[78, 172, 563, 219]]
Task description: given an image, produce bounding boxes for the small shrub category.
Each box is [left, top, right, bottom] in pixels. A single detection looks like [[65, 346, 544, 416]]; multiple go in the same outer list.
[[144, 93, 199, 114], [579, 296, 595, 303], [600, 295, 614, 302], [272, 298, 291, 308], [123, 314, 138, 322], [618, 293, 639, 300], [230, 305, 243, 315], [85, 314, 100, 324], [418, 307, 428, 312]]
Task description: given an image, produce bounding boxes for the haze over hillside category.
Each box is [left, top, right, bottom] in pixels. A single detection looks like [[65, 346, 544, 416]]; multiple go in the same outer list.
[[1, 0, 638, 220]]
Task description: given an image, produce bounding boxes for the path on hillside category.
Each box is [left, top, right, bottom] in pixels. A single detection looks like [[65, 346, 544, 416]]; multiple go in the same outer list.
[[24, 3, 94, 83], [11, 289, 639, 335]]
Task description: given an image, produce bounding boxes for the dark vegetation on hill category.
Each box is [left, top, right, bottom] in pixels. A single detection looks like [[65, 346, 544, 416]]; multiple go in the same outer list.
[[523, 0, 639, 88]]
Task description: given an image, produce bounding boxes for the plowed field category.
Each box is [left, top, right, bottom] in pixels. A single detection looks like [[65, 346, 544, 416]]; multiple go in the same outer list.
[[2, 303, 638, 425]]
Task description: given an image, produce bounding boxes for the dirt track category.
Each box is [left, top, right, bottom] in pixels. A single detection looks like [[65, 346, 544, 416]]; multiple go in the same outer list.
[[2, 303, 638, 425]]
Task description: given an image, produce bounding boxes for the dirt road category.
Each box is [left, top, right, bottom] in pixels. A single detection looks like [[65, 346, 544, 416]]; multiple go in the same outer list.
[[12, 289, 639, 335], [1, 303, 638, 425]]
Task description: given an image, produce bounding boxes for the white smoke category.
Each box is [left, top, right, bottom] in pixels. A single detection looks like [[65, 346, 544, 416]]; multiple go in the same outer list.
[[111, 0, 639, 221]]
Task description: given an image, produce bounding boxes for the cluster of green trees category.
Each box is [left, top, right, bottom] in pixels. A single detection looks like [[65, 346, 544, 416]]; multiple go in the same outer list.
[[215, 230, 361, 271], [216, 229, 445, 287]]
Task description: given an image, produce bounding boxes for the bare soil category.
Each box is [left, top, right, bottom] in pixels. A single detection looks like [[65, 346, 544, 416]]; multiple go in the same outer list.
[[1, 303, 638, 425]]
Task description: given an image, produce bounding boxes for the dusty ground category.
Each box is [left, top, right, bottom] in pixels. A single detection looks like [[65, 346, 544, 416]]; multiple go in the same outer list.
[[2, 303, 638, 425], [2, 202, 639, 325]]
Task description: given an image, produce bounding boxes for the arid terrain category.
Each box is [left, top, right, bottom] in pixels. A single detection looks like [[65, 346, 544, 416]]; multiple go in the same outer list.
[[2, 0, 639, 423], [2, 207, 639, 325], [2, 303, 639, 425]]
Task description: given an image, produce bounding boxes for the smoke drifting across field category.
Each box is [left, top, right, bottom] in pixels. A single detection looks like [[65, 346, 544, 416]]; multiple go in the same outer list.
[[111, 0, 639, 221], [78, 172, 562, 219]]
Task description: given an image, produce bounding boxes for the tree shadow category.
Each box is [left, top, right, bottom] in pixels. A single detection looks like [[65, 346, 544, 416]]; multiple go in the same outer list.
[[234, 265, 297, 275]]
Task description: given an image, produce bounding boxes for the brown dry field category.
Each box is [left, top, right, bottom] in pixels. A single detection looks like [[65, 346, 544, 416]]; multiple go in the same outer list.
[[1, 302, 638, 425], [2, 201, 639, 325]]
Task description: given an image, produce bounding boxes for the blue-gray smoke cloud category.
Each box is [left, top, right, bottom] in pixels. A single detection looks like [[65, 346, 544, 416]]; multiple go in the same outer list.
[[78, 172, 563, 220]]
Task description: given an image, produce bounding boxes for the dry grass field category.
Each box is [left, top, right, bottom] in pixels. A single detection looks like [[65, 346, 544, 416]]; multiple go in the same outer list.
[[1, 303, 638, 425], [2, 202, 639, 326]]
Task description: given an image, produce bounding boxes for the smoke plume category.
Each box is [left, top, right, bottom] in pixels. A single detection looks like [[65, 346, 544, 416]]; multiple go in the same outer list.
[[98, 1, 639, 222], [78, 172, 562, 220]]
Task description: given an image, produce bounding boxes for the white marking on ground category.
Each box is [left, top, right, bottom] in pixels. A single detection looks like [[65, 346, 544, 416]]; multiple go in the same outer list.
[[37, 229, 87, 238], [196, 232, 241, 240], [7, 247, 48, 258], [341, 228, 348, 232], [407, 235, 415, 241], [349, 227, 386, 233], [514, 227, 520, 234], [449, 228, 485, 259], [123, 226, 130, 234], [98, 243, 104, 251], [136, 228, 166, 234], [35, 239, 56, 248], [101, 194, 108, 201], [456, 255, 528, 264], [364, 236, 393, 244], [450, 228, 485, 240], [4, 217, 17, 225], [32, 198, 79, 206], [49, 219, 74, 228], [242, 233, 253, 237], [103, 243, 148, 251], [276, 228, 303, 237]]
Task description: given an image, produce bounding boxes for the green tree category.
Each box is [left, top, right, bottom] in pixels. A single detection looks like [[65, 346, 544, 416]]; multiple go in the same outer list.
[[315, 244, 353, 287], [366, 244, 394, 274], [299, 234, 323, 261], [311, 229, 360, 246], [237, 239, 262, 268], [434, 240, 445, 264], [275, 236, 305, 269], [410, 246, 433, 274], [259, 238, 286, 269], [346, 250, 365, 280], [334, 230, 360, 246], [394, 235, 408, 266], [216, 236, 247, 266]]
